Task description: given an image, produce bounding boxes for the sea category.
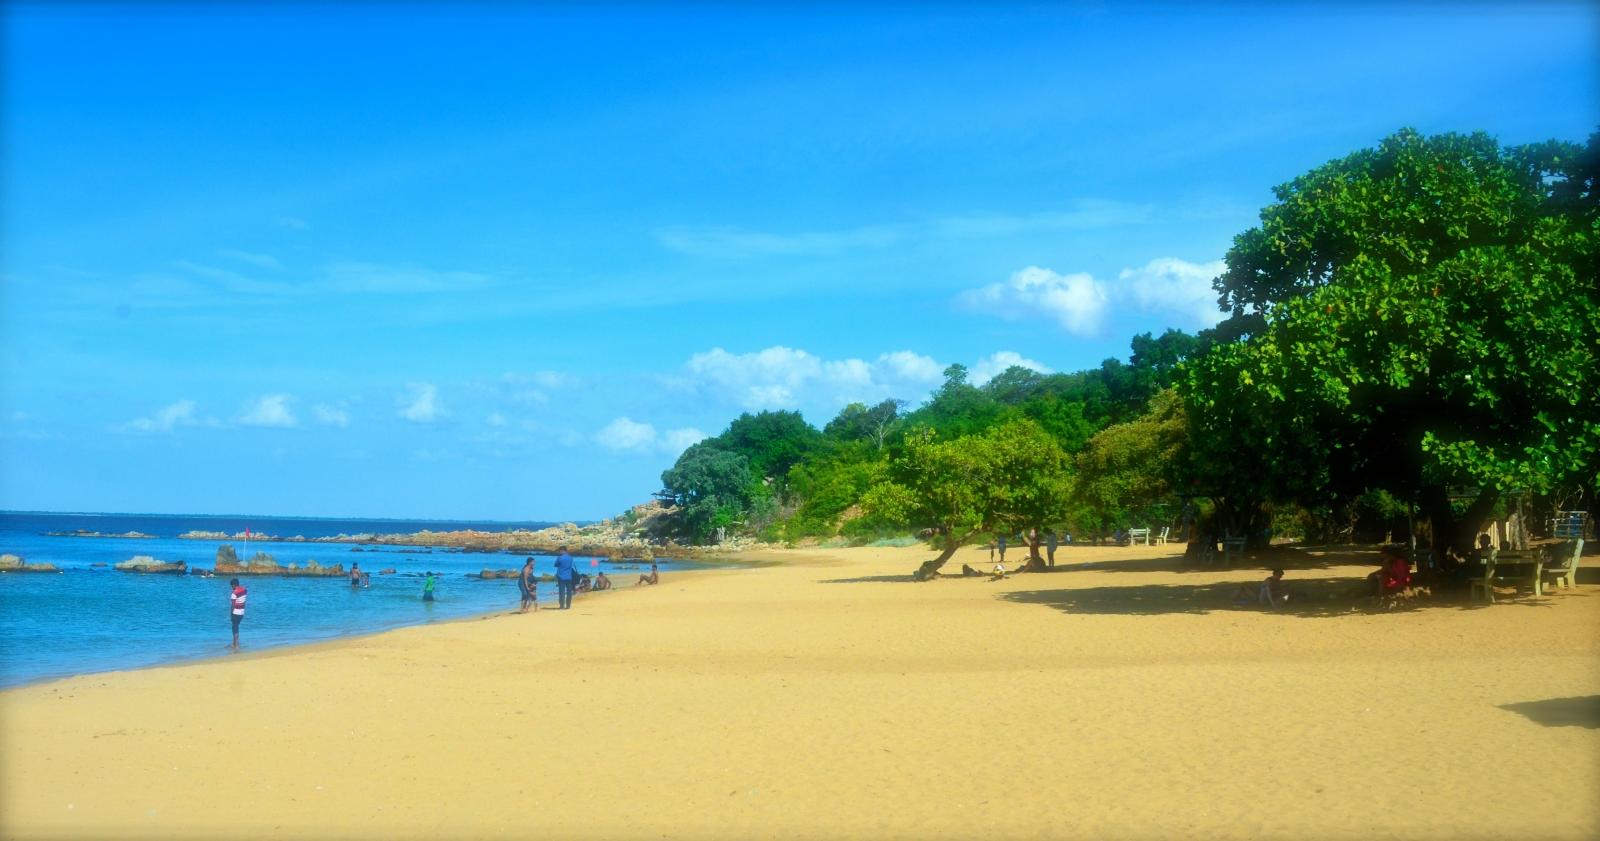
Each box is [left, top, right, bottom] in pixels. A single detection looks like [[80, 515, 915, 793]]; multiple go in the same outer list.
[[0, 511, 686, 688]]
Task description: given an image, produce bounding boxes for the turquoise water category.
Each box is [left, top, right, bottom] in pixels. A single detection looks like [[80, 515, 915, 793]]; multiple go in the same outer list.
[[0, 512, 676, 688]]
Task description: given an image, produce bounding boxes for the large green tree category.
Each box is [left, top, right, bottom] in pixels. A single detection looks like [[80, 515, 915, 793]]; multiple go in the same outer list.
[[1073, 389, 1188, 542], [862, 418, 1072, 579], [1184, 128, 1600, 557], [660, 443, 762, 544]]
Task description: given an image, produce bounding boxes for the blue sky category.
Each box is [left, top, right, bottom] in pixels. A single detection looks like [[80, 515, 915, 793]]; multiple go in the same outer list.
[[2, 2, 1596, 521]]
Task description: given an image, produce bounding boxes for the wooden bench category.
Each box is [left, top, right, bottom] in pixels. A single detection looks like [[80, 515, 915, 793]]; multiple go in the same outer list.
[[1490, 549, 1545, 597]]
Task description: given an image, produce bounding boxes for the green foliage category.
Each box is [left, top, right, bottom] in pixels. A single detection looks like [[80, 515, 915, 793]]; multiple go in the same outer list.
[[658, 442, 765, 543], [864, 418, 1073, 558], [1072, 389, 1188, 537], [908, 364, 1003, 439], [782, 449, 887, 540], [1185, 128, 1600, 549], [823, 399, 904, 449], [719, 410, 823, 482]]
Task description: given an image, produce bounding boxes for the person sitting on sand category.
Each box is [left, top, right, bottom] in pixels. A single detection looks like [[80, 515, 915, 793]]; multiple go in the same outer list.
[[989, 561, 1008, 581], [636, 563, 659, 586], [1259, 568, 1290, 607], [1367, 545, 1412, 597], [593, 571, 612, 590], [576, 574, 592, 593]]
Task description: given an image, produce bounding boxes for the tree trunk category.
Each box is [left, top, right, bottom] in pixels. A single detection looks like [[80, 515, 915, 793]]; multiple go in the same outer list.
[[913, 534, 962, 581], [1420, 484, 1499, 561]]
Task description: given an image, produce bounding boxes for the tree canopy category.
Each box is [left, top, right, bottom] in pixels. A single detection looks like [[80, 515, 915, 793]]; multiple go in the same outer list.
[[1185, 128, 1600, 553]]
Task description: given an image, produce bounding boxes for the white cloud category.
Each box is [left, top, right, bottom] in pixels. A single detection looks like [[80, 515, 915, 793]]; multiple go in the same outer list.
[[1118, 257, 1227, 328], [663, 427, 706, 454], [399, 383, 442, 423], [313, 404, 351, 427], [596, 417, 659, 452], [122, 400, 198, 434], [237, 394, 298, 428], [596, 417, 706, 455], [972, 351, 1053, 385], [679, 346, 950, 411], [823, 358, 873, 390], [958, 266, 1110, 336], [957, 257, 1226, 335], [686, 346, 823, 409], [875, 351, 942, 384], [485, 412, 507, 427]]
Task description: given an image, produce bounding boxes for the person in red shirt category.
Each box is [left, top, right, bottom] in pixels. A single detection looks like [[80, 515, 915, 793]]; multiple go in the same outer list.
[[1367, 546, 1412, 597], [229, 578, 248, 650]]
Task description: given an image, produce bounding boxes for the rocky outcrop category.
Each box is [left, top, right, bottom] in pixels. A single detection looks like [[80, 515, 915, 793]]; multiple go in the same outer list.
[[379, 568, 397, 575], [114, 555, 188, 574], [0, 553, 59, 573], [476, 569, 556, 582], [44, 530, 155, 539], [478, 569, 521, 579], [214, 544, 344, 577], [167, 501, 688, 557]]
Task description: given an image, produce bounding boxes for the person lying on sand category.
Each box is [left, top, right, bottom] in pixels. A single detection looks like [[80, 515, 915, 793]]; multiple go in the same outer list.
[[636, 563, 659, 586]]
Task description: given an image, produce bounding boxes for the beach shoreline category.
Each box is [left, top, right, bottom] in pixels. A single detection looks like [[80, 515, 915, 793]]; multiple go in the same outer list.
[[2, 542, 1596, 840]]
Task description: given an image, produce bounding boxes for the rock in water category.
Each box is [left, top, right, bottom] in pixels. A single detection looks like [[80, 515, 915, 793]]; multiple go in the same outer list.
[[114, 555, 187, 574]]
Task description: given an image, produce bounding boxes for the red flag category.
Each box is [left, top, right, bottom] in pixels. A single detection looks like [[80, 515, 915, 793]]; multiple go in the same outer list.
[[590, 558, 599, 567], [245, 527, 251, 540]]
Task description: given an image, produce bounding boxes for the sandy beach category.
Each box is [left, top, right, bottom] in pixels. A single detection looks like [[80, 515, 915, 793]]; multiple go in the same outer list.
[[2, 542, 1596, 841]]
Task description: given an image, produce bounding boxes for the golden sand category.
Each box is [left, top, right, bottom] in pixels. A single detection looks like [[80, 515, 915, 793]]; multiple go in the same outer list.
[[2, 543, 1597, 840]]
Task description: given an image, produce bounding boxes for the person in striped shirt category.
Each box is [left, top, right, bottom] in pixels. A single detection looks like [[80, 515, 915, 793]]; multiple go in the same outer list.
[[229, 578, 247, 651]]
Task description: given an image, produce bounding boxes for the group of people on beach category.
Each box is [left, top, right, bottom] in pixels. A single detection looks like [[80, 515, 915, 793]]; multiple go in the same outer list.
[[518, 547, 658, 613], [987, 529, 1071, 577], [227, 548, 662, 649]]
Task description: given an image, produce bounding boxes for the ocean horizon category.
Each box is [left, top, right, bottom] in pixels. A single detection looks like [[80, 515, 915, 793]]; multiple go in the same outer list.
[[0, 511, 686, 688]]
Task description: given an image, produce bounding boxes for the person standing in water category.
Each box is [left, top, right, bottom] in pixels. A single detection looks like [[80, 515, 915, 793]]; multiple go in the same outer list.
[[555, 546, 577, 610], [228, 578, 247, 650], [422, 571, 436, 602], [350, 562, 362, 587]]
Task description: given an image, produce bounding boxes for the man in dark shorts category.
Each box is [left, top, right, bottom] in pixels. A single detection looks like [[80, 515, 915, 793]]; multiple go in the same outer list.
[[350, 562, 362, 587], [518, 558, 537, 613], [229, 578, 247, 650], [555, 546, 577, 609]]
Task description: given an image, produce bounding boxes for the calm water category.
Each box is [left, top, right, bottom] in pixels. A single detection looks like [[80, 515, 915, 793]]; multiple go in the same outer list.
[[0, 511, 681, 688]]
